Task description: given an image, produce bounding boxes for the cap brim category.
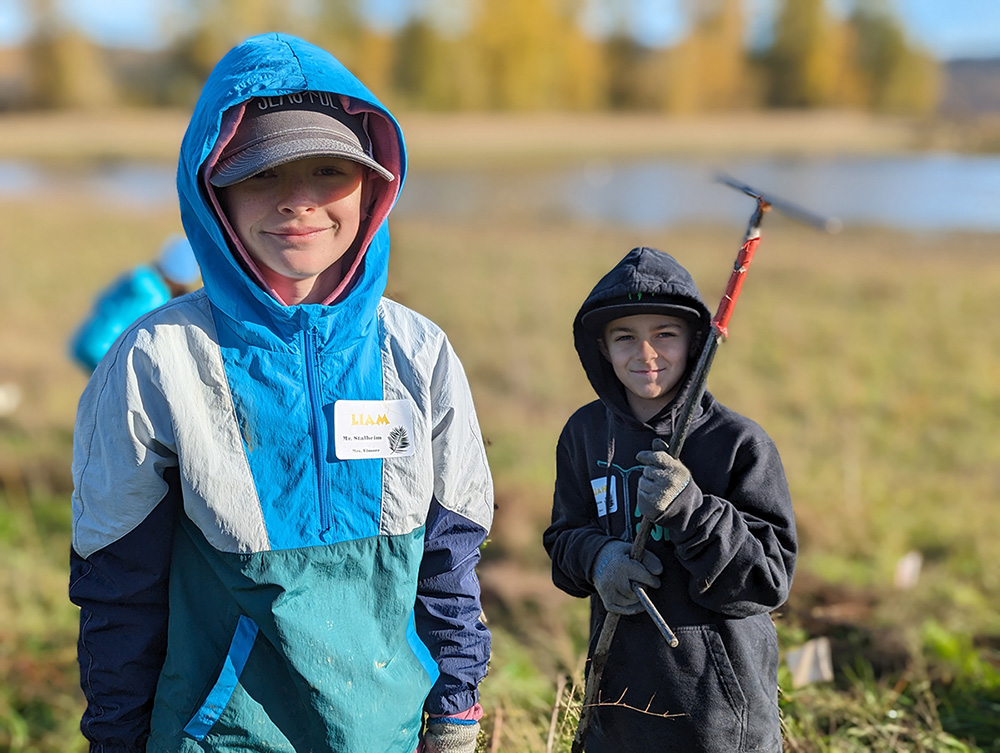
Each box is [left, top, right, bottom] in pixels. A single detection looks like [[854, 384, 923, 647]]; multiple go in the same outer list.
[[210, 131, 395, 187], [581, 301, 704, 334]]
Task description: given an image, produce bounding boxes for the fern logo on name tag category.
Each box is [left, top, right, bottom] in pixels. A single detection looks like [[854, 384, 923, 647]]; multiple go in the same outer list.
[[333, 400, 415, 460], [388, 426, 410, 454]]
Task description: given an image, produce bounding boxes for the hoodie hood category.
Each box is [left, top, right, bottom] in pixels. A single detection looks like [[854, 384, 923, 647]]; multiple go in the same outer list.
[[177, 33, 406, 347], [574, 247, 712, 430]]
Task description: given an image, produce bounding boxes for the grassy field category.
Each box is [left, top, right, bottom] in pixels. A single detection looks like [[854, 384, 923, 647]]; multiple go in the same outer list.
[[0, 107, 973, 167], [1, 110, 999, 751]]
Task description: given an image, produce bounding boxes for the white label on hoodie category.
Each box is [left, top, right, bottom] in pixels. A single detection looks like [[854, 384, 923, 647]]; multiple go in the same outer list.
[[591, 475, 618, 517], [334, 400, 415, 460]]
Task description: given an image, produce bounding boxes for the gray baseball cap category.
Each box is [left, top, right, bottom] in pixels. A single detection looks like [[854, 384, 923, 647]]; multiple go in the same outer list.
[[210, 92, 394, 187]]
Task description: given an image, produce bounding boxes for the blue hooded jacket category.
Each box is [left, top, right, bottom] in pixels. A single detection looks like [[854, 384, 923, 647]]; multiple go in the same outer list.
[[70, 34, 493, 753]]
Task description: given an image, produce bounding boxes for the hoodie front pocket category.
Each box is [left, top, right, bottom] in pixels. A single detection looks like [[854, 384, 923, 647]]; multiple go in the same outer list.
[[605, 623, 749, 751], [699, 625, 747, 716], [183, 614, 260, 741]]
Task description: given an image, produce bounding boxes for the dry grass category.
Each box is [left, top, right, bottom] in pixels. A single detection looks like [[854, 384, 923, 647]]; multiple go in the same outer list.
[[0, 108, 190, 164], [0, 108, 928, 167]]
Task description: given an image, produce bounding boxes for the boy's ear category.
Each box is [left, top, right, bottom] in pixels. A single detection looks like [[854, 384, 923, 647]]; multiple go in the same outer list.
[[362, 170, 382, 219]]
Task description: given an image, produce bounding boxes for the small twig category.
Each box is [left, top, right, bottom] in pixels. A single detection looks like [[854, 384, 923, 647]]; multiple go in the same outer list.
[[557, 673, 583, 747], [547, 675, 567, 753], [571, 687, 686, 720], [884, 674, 910, 715], [488, 705, 502, 753]]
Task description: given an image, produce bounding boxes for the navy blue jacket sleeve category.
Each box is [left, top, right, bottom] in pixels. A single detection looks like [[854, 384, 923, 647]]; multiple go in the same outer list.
[[414, 497, 491, 716], [69, 469, 179, 753]]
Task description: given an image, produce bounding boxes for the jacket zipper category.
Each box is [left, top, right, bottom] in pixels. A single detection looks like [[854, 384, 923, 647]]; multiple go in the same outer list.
[[304, 331, 332, 533]]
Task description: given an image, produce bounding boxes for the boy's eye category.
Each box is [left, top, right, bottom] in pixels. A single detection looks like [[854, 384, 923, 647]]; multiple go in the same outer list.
[[248, 168, 276, 180], [317, 166, 345, 177]]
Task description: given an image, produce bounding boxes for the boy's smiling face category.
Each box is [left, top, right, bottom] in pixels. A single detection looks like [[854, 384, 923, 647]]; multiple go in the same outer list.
[[218, 156, 366, 305], [600, 313, 692, 422]]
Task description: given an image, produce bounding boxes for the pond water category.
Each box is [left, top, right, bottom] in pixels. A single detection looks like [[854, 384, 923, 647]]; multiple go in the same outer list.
[[397, 153, 1000, 233], [3, 152, 998, 233]]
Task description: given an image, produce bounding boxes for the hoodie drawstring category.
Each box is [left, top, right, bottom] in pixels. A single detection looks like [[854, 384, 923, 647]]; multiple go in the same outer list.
[[603, 410, 616, 537]]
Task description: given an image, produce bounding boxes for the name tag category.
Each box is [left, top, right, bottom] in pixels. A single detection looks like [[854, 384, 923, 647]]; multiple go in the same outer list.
[[591, 475, 618, 517], [333, 400, 415, 460]]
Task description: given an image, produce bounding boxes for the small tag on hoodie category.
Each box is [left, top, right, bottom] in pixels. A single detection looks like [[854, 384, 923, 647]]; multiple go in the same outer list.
[[591, 476, 618, 517], [334, 400, 415, 460]]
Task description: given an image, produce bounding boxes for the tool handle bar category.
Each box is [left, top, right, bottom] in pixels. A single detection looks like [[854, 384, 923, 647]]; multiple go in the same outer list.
[[716, 173, 841, 233], [634, 585, 680, 647]]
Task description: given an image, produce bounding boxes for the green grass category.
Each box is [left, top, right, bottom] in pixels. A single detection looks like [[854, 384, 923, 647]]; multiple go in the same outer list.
[[0, 490, 85, 752], [2, 185, 999, 750]]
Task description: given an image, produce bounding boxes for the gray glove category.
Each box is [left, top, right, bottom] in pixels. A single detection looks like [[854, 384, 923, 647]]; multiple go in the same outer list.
[[592, 540, 663, 614], [636, 438, 692, 523], [422, 718, 480, 753]]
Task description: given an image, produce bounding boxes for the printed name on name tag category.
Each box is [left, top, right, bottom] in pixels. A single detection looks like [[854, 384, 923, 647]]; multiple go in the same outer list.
[[334, 400, 415, 460], [591, 475, 618, 517]]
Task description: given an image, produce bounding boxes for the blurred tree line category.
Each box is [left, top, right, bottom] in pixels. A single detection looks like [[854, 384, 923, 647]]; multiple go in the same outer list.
[[13, 0, 940, 114]]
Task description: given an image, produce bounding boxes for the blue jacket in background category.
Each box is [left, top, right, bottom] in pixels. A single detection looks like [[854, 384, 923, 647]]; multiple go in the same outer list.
[[70, 33, 493, 753], [69, 265, 172, 372]]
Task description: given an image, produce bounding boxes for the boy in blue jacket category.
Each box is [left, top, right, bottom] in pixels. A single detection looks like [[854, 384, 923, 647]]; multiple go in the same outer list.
[[543, 247, 797, 752], [70, 34, 491, 753]]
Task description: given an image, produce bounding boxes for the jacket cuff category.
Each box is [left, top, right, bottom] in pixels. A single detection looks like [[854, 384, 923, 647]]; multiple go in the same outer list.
[[91, 743, 147, 753], [427, 702, 484, 722], [424, 687, 480, 717]]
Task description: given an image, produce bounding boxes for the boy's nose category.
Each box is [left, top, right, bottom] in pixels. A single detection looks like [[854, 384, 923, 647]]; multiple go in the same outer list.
[[637, 340, 658, 361], [278, 180, 318, 213]]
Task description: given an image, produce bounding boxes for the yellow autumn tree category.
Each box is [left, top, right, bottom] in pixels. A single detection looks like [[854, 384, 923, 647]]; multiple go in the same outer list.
[[353, 27, 396, 101], [766, 0, 842, 107], [848, 0, 941, 114], [466, 0, 584, 110], [393, 19, 464, 109], [557, 3, 610, 111], [667, 0, 750, 112], [26, 0, 118, 109]]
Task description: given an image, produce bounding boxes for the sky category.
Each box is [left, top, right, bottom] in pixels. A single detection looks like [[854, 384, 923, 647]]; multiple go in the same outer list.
[[0, 0, 998, 60]]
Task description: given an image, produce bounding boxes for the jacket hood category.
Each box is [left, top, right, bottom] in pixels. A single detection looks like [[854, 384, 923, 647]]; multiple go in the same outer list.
[[574, 247, 712, 430], [177, 33, 406, 346]]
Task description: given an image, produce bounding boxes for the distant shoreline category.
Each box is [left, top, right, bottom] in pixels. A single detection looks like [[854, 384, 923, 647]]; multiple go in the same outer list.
[[0, 108, 996, 167]]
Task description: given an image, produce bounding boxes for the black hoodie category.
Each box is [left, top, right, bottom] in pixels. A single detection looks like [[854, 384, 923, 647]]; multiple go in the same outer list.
[[543, 247, 797, 753]]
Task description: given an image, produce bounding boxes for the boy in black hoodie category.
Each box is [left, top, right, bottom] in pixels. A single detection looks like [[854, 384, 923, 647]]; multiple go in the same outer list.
[[544, 247, 797, 753]]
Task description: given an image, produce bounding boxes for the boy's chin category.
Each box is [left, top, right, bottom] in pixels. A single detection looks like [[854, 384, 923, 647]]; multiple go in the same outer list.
[[628, 384, 677, 402], [626, 389, 674, 410]]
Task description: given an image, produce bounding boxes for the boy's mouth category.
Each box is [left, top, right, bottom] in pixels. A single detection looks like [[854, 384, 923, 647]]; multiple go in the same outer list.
[[268, 227, 332, 243], [272, 226, 329, 237]]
